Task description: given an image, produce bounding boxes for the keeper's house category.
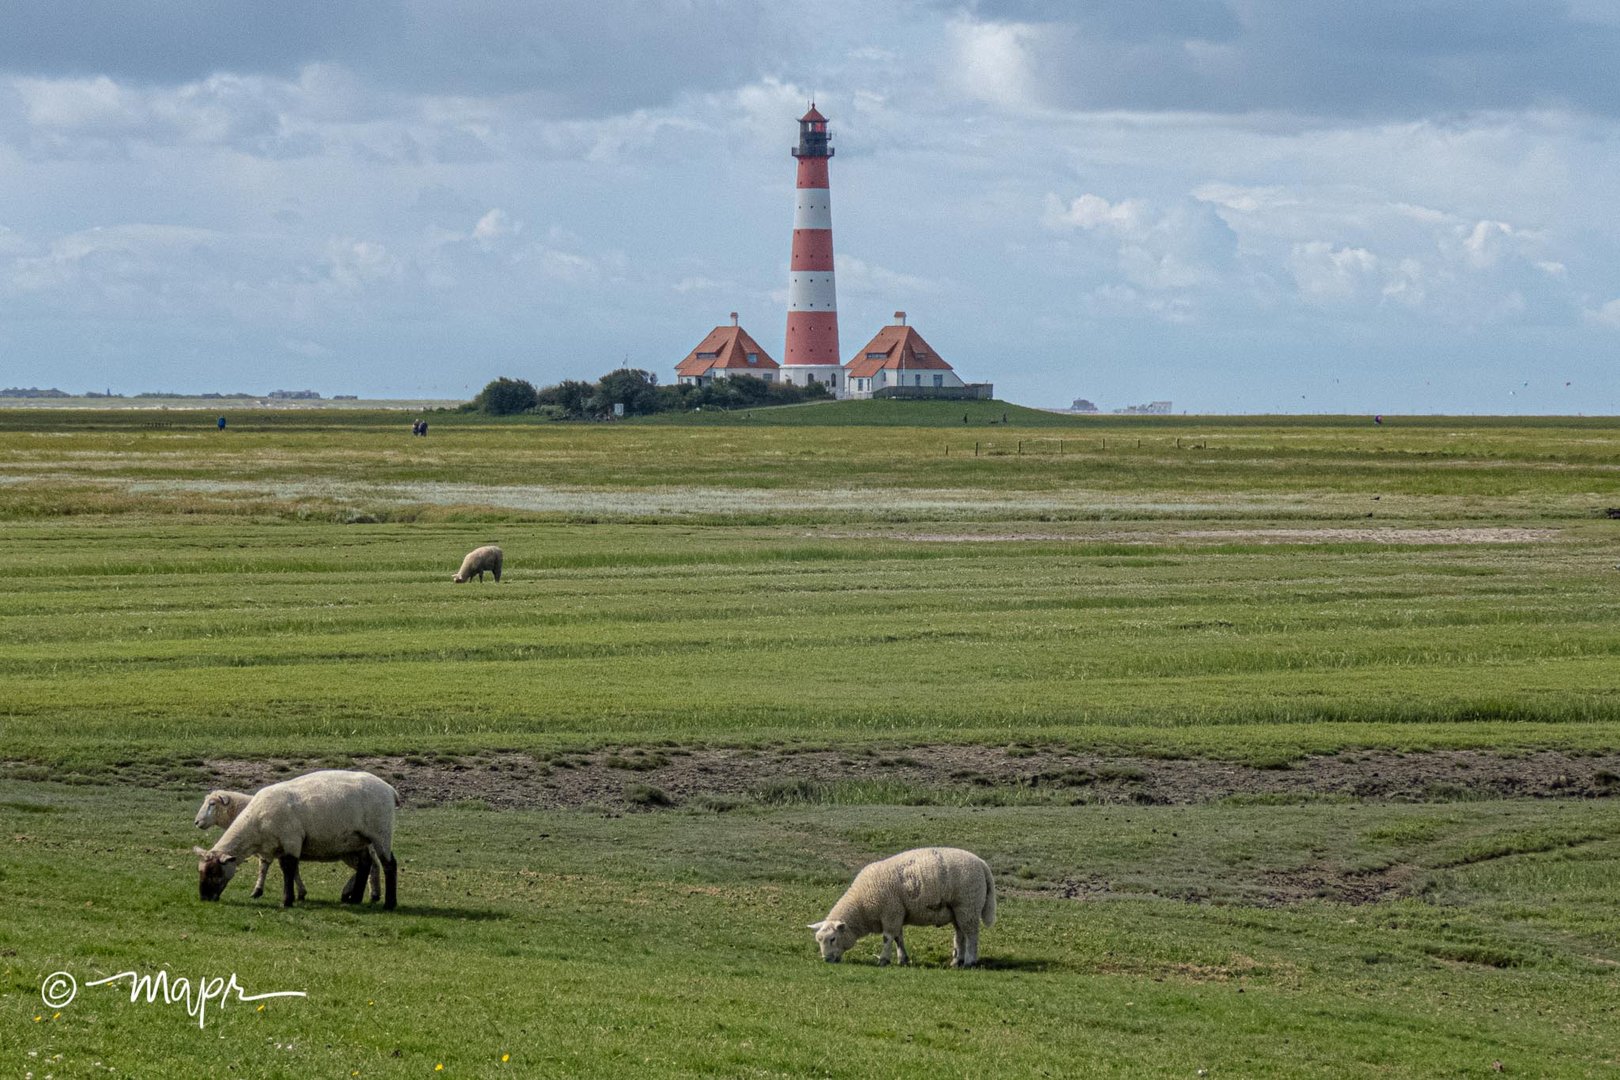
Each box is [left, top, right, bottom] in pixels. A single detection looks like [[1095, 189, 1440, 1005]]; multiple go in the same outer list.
[[843, 312, 990, 400], [675, 313, 780, 386]]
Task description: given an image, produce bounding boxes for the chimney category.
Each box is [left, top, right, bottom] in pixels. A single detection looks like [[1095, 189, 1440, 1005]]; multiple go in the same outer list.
[[730, 311, 738, 326], [894, 311, 906, 325]]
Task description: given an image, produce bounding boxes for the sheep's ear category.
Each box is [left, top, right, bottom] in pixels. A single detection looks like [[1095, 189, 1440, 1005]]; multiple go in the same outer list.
[[806, 921, 825, 931], [220, 855, 237, 865], [209, 792, 228, 806], [193, 846, 210, 857]]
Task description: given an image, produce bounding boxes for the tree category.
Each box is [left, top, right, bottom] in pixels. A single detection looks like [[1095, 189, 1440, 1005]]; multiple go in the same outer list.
[[474, 377, 538, 415], [591, 368, 661, 417], [536, 379, 595, 419]]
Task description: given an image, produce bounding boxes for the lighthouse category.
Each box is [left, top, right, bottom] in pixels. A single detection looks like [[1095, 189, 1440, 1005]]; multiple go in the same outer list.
[[781, 105, 841, 393]]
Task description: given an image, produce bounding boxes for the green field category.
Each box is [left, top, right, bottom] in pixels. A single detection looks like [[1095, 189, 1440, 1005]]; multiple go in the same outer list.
[[4, 404, 1620, 1076]]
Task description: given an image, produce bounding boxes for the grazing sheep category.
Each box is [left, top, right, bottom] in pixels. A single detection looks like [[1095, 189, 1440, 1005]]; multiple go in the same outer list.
[[809, 847, 996, 967], [193, 789, 384, 902], [195, 770, 399, 909], [452, 544, 503, 583]]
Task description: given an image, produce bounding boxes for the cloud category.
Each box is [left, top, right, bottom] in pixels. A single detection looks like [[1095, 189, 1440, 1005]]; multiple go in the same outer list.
[[950, 1, 1620, 119], [1045, 193, 1239, 292], [0, 1, 785, 118]]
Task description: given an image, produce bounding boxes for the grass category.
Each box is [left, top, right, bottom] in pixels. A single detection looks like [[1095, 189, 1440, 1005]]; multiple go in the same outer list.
[[5, 787, 1620, 1077], [4, 405, 1620, 1074]]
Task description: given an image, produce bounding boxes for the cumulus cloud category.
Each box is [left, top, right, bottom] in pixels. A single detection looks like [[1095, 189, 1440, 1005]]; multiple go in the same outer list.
[[1045, 193, 1239, 293]]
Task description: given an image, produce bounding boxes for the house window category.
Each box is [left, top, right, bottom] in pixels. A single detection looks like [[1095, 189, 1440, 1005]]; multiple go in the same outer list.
[[933, 374, 943, 387], [866, 352, 885, 359], [697, 351, 718, 360], [762, 373, 774, 382], [830, 373, 838, 386], [747, 353, 758, 364], [914, 374, 922, 386]]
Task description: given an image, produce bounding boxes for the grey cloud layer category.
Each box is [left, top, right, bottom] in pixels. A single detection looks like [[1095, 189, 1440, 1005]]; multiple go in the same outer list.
[[964, 0, 1620, 118], [0, 0, 780, 115]]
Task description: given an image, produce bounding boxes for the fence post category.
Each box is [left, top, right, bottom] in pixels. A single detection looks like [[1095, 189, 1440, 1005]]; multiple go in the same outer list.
[[1018, 440, 1023, 455], [974, 441, 979, 457]]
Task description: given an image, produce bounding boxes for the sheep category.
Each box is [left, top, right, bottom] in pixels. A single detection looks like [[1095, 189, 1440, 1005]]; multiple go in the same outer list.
[[808, 847, 996, 968], [452, 544, 503, 583], [193, 789, 385, 903], [195, 770, 399, 909]]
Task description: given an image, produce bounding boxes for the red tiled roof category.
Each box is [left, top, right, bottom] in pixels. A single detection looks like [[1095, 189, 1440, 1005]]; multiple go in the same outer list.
[[844, 324, 953, 378], [800, 105, 827, 123], [675, 323, 780, 378]]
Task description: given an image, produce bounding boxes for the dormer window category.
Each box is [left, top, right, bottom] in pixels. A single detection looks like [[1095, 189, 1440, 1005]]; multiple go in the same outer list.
[[697, 351, 718, 360], [747, 354, 758, 364]]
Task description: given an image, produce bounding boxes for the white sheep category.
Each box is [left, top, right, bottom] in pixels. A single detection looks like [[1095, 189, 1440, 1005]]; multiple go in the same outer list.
[[193, 789, 384, 903], [195, 770, 400, 909], [809, 847, 996, 967], [452, 544, 503, 583]]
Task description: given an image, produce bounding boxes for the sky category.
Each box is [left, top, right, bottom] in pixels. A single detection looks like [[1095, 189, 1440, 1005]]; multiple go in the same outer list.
[[1, 0, 1617, 413]]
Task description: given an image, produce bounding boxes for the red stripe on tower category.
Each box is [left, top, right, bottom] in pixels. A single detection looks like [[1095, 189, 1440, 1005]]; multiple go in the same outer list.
[[783, 104, 841, 391]]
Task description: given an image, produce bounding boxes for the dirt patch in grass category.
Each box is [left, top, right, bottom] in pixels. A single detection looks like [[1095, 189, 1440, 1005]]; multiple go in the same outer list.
[[195, 746, 1620, 813], [1173, 527, 1558, 545], [824, 526, 1558, 545]]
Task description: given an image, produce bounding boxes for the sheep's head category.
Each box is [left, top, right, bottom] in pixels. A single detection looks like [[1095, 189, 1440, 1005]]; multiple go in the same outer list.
[[808, 919, 856, 963], [195, 848, 239, 900], [452, 572, 468, 583], [193, 791, 235, 830]]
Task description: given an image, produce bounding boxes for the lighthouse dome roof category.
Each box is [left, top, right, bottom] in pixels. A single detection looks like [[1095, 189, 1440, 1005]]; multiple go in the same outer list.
[[799, 104, 827, 123]]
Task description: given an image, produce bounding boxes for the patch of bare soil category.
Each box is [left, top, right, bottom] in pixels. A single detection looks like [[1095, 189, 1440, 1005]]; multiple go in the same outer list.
[[201, 746, 1620, 814], [1173, 527, 1558, 545], [820, 526, 1559, 545]]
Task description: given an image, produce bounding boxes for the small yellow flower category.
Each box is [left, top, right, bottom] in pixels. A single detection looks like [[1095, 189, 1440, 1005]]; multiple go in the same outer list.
[[52, 1012, 60, 1020], [436, 1066, 444, 1073], [368, 1000, 375, 1006], [501, 1054, 510, 1063], [257, 1004, 266, 1012], [33, 1015, 42, 1022]]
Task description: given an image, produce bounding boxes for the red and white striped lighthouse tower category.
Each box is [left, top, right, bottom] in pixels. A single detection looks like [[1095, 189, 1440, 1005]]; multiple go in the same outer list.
[[781, 104, 841, 392]]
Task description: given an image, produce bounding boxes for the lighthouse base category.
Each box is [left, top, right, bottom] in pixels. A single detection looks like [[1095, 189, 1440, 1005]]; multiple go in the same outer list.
[[779, 365, 846, 397]]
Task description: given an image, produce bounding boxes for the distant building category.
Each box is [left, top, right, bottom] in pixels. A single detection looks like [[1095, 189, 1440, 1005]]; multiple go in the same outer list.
[[269, 389, 322, 400], [1115, 401, 1172, 415], [1071, 398, 1098, 413], [675, 313, 780, 386], [845, 313, 990, 400]]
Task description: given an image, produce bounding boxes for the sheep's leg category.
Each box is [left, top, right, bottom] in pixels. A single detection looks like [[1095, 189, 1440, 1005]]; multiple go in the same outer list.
[[379, 851, 398, 910], [367, 846, 382, 903], [278, 855, 300, 907], [250, 856, 270, 899], [295, 869, 308, 901], [953, 913, 979, 968], [877, 936, 893, 966], [340, 850, 372, 904], [892, 930, 909, 967]]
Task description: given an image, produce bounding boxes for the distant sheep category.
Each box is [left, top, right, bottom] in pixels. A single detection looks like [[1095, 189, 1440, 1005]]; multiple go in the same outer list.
[[193, 788, 382, 902], [452, 544, 503, 583], [196, 770, 399, 908], [809, 847, 996, 967]]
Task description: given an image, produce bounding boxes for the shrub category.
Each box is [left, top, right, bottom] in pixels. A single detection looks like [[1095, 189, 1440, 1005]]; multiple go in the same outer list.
[[474, 377, 539, 415]]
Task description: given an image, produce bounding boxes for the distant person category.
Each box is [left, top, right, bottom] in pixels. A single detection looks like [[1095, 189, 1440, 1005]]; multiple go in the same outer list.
[[216, 416, 226, 431], [963, 413, 968, 424], [1374, 415, 1383, 425]]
